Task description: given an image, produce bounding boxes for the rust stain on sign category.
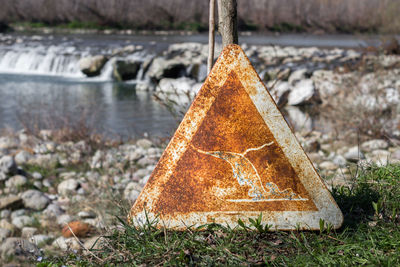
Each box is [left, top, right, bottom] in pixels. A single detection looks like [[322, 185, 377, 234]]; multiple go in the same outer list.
[[129, 44, 343, 230]]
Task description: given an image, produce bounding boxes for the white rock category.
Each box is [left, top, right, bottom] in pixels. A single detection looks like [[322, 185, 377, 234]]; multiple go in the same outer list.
[[135, 81, 154, 91], [146, 57, 186, 80], [78, 211, 96, 219], [77, 188, 86, 195], [146, 164, 156, 171], [192, 82, 203, 94], [312, 70, 340, 100], [385, 87, 400, 105], [57, 179, 79, 196], [141, 174, 150, 185], [21, 227, 38, 238], [371, 149, 391, 160], [392, 149, 400, 160], [285, 106, 313, 132], [60, 172, 77, 180], [134, 169, 149, 178], [288, 79, 319, 106], [288, 69, 308, 85], [90, 150, 103, 169], [124, 182, 142, 202], [30, 234, 53, 247], [158, 77, 197, 94], [42, 179, 52, 188], [168, 42, 203, 53], [0, 237, 39, 259], [319, 161, 339, 171], [332, 155, 347, 166], [0, 210, 11, 219], [0, 155, 16, 175], [0, 219, 15, 233], [33, 143, 49, 154], [136, 139, 153, 149], [79, 55, 108, 77], [0, 137, 18, 149], [269, 81, 290, 104], [32, 172, 43, 180], [43, 203, 65, 217], [137, 156, 156, 166], [5, 175, 28, 189], [0, 228, 11, 242], [14, 150, 32, 165], [369, 153, 389, 166], [128, 151, 141, 162], [361, 139, 389, 152], [18, 133, 29, 144], [33, 181, 42, 189], [52, 236, 80, 251], [344, 146, 365, 162], [83, 236, 106, 251], [0, 195, 23, 210], [29, 154, 59, 168], [12, 215, 35, 229], [57, 214, 74, 225], [21, 190, 50, 211], [11, 209, 26, 219], [125, 189, 140, 203]]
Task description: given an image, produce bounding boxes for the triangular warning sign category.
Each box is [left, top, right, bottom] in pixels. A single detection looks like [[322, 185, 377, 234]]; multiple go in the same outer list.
[[129, 44, 343, 230]]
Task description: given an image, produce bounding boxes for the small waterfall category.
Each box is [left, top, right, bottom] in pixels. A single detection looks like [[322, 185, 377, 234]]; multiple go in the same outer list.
[[0, 45, 85, 77], [95, 58, 115, 81], [0, 42, 155, 82], [93, 51, 153, 82]]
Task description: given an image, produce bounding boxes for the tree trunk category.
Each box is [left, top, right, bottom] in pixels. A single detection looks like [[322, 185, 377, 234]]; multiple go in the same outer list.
[[217, 0, 238, 47], [207, 0, 216, 74]]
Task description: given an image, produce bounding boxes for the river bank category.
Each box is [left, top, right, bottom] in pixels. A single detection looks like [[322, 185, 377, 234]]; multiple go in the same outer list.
[[1, 33, 400, 261], [0, 122, 399, 261], [1, 33, 399, 138]]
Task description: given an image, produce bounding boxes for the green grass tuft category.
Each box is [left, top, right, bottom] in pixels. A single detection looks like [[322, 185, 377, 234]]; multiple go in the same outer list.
[[36, 164, 400, 266]]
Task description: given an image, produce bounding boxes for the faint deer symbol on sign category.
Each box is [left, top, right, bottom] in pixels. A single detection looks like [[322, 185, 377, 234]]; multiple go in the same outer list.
[[191, 142, 308, 202]]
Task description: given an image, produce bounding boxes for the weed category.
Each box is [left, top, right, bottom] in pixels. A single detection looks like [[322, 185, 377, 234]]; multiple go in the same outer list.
[[321, 68, 400, 142], [35, 164, 400, 266], [238, 213, 273, 233]]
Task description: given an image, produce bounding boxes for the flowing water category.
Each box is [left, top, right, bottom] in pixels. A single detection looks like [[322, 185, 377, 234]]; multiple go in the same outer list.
[[0, 32, 386, 138], [0, 74, 179, 138]]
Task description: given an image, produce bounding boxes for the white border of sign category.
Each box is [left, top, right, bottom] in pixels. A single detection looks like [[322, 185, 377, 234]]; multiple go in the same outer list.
[[130, 44, 343, 230]]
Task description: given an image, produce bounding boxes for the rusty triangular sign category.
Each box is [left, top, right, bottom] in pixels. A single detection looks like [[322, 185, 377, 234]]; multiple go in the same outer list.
[[129, 44, 343, 230]]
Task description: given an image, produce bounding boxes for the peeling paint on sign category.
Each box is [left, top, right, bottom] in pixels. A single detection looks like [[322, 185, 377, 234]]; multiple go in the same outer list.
[[129, 44, 343, 230]]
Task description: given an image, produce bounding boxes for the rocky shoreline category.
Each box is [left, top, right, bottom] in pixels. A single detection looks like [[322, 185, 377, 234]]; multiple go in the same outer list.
[[75, 40, 400, 133], [0, 36, 400, 262], [0, 125, 399, 261]]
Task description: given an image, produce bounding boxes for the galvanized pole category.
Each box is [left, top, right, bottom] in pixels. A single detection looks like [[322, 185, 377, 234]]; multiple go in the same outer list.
[[217, 0, 238, 47], [207, 0, 216, 74]]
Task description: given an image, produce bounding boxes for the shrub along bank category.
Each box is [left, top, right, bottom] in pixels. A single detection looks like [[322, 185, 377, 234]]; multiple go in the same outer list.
[[1, 0, 400, 34]]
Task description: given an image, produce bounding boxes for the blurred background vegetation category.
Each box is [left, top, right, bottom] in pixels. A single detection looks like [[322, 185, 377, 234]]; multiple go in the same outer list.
[[0, 0, 399, 33]]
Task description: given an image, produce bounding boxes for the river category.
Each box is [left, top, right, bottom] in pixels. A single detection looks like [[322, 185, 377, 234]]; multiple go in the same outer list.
[[0, 32, 387, 138]]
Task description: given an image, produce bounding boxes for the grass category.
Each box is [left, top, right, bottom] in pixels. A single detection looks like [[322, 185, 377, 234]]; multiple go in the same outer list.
[[30, 164, 400, 266]]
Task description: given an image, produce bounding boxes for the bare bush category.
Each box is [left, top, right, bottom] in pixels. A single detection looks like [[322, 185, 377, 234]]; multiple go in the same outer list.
[[0, 0, 399, 33], [16, 102, 115, 150], [321, 68, 400, 143]]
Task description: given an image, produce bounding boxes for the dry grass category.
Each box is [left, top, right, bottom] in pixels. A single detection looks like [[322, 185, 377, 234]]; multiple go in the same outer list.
[[16, 104, 121, 151], [321, 64, 399, 144], [32, 164, 400, 266], [0, 0, 399, 33]]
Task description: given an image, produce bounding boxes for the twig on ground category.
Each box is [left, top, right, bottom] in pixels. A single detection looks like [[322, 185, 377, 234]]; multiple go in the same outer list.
[[65, 223, 104, 263]]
